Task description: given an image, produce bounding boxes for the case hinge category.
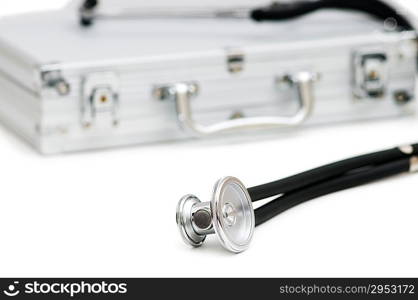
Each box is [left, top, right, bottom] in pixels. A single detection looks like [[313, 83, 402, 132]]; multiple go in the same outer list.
[[41, 70, 71, 96], [226, 50, 245, 73]]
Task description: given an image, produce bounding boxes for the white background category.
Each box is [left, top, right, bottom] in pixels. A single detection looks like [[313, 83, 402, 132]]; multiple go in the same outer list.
[[0, 0, 417, 277]]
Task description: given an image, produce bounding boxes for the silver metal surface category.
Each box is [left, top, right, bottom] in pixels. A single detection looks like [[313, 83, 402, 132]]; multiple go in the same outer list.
[[80, 5, 251, 23], [0, 6, 417, 154], [211, 177, 255, 253], [410, 156, 418, 173], [157, 71, 318, 136], [176, 176, 255, 253]]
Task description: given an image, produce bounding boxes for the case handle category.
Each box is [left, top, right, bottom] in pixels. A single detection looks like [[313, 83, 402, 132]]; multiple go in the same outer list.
[[155, 71, 319, 136]]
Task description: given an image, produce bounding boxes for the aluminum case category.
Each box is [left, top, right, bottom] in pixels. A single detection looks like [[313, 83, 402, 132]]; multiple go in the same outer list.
[[0, 0, 416, 154]]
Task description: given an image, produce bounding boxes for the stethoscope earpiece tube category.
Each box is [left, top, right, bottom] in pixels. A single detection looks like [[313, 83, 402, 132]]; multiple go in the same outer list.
[[251, 0, 413, 30], [177, 144, 417, 253], [248, 144, 418, 201], [176, 177, 255, 253], [254, 157, 411, 226]]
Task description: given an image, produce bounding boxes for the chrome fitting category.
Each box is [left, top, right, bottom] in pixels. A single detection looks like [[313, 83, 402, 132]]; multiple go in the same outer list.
[[399, 144, 414, 155], [176, 177, 255, 253]]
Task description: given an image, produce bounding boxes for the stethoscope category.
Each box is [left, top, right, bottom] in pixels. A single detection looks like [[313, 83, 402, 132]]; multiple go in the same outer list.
[[177, 144, 418, 253]]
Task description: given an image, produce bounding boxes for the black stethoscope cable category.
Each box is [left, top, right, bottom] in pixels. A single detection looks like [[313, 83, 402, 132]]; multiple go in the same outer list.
[[248, 144, 418, 201]]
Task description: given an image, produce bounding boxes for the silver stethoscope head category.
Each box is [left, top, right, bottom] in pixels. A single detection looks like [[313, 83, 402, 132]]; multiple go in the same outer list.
[[176, 176, 255, 253]]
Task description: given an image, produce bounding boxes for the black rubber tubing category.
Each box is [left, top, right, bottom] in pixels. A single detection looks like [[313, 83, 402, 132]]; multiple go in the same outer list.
[[254, 157, 411, 226], [248, 143, 418, 202], [251, 0, 413, 30]]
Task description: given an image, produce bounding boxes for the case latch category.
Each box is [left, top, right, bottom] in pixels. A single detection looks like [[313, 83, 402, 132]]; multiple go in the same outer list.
[[81, 72, 120, 128], [352, 50, 389, 99]]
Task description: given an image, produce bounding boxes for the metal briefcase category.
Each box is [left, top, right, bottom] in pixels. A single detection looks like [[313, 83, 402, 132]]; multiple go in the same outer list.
[[0, 0, 416, 154]]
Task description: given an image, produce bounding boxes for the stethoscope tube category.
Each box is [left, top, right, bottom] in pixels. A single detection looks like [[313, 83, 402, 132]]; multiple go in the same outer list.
[[254, 156, 411, 226], [248, 144, 418, 201], [251, 0, 413, 30]]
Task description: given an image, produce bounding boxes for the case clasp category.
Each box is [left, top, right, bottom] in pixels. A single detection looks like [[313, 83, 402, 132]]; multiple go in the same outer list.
[[352, 50, 389, 99], [81, 72, 120, 128]]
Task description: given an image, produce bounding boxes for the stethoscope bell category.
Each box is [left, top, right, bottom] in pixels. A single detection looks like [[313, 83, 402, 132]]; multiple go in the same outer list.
[[176, 176, 255, 253]]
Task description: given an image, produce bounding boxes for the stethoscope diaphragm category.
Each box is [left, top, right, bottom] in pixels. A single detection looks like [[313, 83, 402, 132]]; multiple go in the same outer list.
[[176, 177, 255, 253]]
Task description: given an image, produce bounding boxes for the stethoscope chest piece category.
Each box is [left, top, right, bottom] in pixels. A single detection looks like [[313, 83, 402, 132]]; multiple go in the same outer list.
[[176, 176, 255, 253]]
